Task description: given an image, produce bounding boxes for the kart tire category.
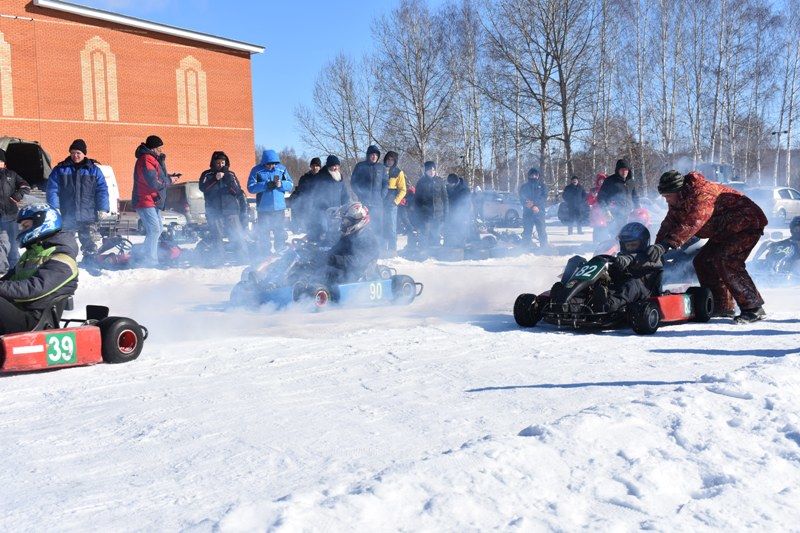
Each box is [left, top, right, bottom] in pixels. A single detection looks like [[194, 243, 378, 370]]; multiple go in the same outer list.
[[392, 275, 416, 305], [514, 293, 540, 327], [308, 285, 331, 309], [630, 301, 660, 335], [687, 286, 714, 323], [230, 281, 261, 307], [99, 317, 145, 364]]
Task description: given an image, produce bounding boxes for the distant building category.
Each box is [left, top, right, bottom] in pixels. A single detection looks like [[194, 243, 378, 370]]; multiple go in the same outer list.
[[0, 0, 263, 196]]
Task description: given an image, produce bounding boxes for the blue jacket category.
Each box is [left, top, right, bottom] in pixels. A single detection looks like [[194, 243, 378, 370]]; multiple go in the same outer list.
[[247, 150, 293, 212], [519, 178, 548, 212], [351, 156, 388, 209], [47, 157, 110, 228]]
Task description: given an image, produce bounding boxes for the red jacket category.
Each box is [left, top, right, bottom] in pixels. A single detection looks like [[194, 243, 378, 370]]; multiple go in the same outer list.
[[132, 144, 170, 209], [656, 172, 767, 248]]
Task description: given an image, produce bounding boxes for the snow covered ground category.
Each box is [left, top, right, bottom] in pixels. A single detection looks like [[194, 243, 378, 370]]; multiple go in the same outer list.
[[1, 227, 799, 531]]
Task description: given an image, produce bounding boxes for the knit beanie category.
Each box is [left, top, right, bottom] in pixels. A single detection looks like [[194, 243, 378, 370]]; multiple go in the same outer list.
[[69, 139, 87, 154], [145, 135, 164, 149]]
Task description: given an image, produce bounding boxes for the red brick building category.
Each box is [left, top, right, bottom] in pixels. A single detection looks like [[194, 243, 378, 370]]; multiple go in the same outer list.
[[0, 0, 263, 197]]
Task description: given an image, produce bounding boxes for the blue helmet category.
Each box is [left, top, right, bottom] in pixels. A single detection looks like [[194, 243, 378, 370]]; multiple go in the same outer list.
[[618, 222, 650, 253], [17, 204, 62, 247]]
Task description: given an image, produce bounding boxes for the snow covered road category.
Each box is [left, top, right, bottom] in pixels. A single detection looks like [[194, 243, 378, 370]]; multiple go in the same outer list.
[[1, 251, 798, 531]]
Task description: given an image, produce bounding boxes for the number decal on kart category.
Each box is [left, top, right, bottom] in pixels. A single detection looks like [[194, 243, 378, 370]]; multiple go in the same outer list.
[[46, 332, 77, 366], [683, 294, 692, 316], [369, 282, 383, 300], [574, 265, 598, 280]]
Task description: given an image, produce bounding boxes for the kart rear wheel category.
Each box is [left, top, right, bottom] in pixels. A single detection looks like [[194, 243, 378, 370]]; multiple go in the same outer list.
[[99, 317, 145, 364], [514, 293, 540, 327], [630, 301, 660, 335], [308, 285, 331, 309], [392, 275, 416, 305], [687, 286, 714, 322]]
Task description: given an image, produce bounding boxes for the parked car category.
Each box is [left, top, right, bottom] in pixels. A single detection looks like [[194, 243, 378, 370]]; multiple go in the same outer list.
[[477, 191, 522, 227], [743, 186, 800, 225], [165, 181, 206, 227], [117, 199, 187, 235]]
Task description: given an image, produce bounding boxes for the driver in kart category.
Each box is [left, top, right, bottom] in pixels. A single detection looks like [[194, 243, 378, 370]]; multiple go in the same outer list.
[[0, 204, 79, 334], [325, 202, 381, 284], [592, 222, 663, 312]]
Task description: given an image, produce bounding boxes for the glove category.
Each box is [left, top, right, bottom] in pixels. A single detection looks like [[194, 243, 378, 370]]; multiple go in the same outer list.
[[614, 254, 633, 269], [646, 243, 666, 263]]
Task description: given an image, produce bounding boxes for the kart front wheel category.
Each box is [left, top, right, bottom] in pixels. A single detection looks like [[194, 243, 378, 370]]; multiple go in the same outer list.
[[99, 317, 146, 364], [514, 293, 540, 327], [687, 286, 714, 322], [392, 275, 417, 305], [630, 301, 660, 335]]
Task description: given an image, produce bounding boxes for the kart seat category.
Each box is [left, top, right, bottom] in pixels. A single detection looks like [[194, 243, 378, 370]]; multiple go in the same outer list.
[[32, 295, 74, 331]]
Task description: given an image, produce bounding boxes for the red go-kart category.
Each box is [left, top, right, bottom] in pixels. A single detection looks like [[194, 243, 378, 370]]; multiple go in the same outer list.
[[1, 296, 147, 373]]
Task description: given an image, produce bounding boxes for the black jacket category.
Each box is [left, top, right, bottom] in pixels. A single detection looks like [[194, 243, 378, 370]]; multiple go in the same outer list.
[[519, 178, 548, 212], [327, 227, 381, 283], [598, 161, 639, 212], [446, 176, 471, 222], [0, 168, 30, 222], [301, 167, 350, 213], [351, 159, 388, 208], [0, 231, 79, 312], [415, 175, 449, 221], [610, 250, 662, 294], [199, 154, 245, 216], [562, 184, 587, 210]]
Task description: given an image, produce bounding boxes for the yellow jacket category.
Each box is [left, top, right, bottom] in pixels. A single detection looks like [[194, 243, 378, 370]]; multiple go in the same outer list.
[[387, 167, 407, 205]]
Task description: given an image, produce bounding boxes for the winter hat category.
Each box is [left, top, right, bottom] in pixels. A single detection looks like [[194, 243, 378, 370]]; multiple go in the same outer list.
[[0, 148, 5, 163], [325, 155, 341, 167], [145, 135, 164, 149], [527, 167, 540, 178], [384, 151, 399, 165], [210, 151, 229, 167], [570, 175, 579, 182], [424, 161, 436, 172], [69, 138, 87, 154], [447, 173, 459, 184], [366, 145, 381, 158], [310, 157, 322, 167], [657, 170, 685, 194], [615, 159, 630, 172]]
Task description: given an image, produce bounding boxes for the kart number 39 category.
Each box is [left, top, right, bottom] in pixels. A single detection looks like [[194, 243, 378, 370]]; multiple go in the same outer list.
[[46, 332, 77, 366], [369, 282, 384, 300]]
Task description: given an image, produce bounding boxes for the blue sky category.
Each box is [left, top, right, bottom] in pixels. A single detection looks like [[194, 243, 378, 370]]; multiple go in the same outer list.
[[80, 0, 404, 157]]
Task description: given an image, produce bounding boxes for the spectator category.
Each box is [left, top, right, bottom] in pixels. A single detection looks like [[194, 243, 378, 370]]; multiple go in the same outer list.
[[0, 204, 78, 334], [598, 159, 639, 235], [350, 145, 388, 245], [445, 173, 472, 248], [247, 149, 293, 254], [301, 155, 350, 243], [290, 157, 322, 232], [519, 167, 548, 247], [383, 151, 407, 256], [414, 161, 449, 248], [587, 172, 609, 242], [46, 139, 109, 258], [654, 170, 767, 323], [199, 151, 248, 263], [132, 135, 180, 266], [0, 148, 30, 273], [562, 175, 587, 235]]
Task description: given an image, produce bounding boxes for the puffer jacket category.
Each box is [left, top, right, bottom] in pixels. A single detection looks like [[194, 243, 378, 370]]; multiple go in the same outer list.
[[656, 172, 768, 248], [0, 168, 30, 222], [0, 231, 79, 312], [351, 151, 388, 207], [415, 174, 449, 221], [301, 166, 350, 212], [598, 161, 639, 212], [46, 157, 109, 227], [133, 144, 172, 210], [199, 152, 245, 216], [386, 165, 407, 206], [247, 150, 293, 212], [519, 178, 548, 212]]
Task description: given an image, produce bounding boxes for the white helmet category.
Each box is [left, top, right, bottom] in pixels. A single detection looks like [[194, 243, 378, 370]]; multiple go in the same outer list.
[[338, 202, 370, 236]]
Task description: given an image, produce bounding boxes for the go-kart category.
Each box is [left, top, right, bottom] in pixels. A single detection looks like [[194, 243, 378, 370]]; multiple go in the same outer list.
[[229, 239, 423, 310], [513, 254, 714, 335], [749, 236, 799, 283], [0, 296, 148, 373]]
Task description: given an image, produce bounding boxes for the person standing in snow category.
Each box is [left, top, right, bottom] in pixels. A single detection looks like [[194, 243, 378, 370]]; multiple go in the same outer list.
[[561, 176, 587, 235], [444, 173, 472, 248], [300, 155, 350, 243], [247, 149, 293, 254], [597, 159, 639, 235], [383, 151, 407, 256], [289, 157, 322, 233], [414, 161, 449, 248], [350, 145, 388, 247], [0, 148, 30, 273], [199, 151, 248, 262], [519, 167, 548, 247]]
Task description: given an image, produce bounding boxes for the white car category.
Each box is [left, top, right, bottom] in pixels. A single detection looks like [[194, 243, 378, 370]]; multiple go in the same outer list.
[[117, 199, 188, 235]]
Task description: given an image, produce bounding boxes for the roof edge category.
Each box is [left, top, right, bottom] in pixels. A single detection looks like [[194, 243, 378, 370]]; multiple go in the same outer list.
[[33, 0, 265, 54]]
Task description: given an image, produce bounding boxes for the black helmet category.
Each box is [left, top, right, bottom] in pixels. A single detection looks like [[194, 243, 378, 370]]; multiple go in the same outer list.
[[618, 222, 650, 253], [658, 170, 685, 194], [791, 216, 800, 240]]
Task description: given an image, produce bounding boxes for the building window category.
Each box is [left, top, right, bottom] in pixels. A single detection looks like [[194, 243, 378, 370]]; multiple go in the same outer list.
[[80, 37, 119, 121], [0, 31, 13, 117], [176, 56, 208, 125]]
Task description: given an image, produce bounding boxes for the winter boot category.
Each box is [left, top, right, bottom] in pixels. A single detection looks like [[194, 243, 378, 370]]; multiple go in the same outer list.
[[734, 306, 766, 324], [712, 308, 736, 318]]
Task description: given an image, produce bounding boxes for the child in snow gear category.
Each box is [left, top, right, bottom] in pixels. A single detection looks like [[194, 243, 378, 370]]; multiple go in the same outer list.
[[0, 204, 78, 335]]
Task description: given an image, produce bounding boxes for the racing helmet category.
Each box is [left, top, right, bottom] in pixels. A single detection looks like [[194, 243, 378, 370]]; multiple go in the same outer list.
[[17, 204, 62, 247], [791, 216, 800, 241], [338, 202, 370, 236], [617, 222, 650, 253]]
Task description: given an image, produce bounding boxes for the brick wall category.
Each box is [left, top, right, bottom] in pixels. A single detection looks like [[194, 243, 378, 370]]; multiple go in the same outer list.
[[0, 0, 258, 198]]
